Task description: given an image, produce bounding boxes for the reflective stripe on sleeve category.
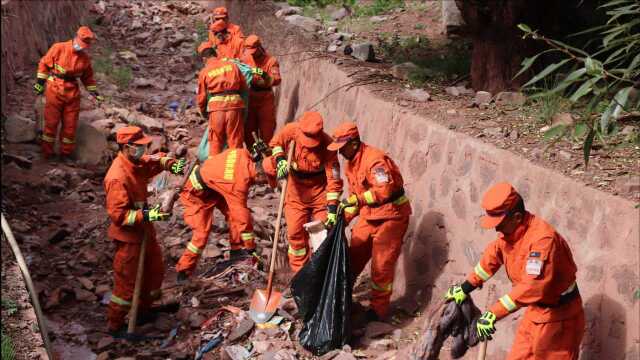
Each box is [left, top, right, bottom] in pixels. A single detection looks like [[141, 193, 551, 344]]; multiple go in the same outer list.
[[474, 263, 492, 281], [189, 166, 204, 190], [110, 294, 131, 306], [53, 63, 66, 74], [288, 246, 306, 257], [499, 294, 517, 312], [561, 282, 576, 296], [86, 85, 97, 91], [160, 157, 170, 168], [187, 242, 203, 255], [124, 210, 138, 225], [392, 194, 409, 205], [37, 72, 48, 79], [326, 192, 340, 201], [208, 94, 241, 103], [241, 232, 254, 241], [344, 206, 358, 215], [223, 150, 237, 181], [62, 137, 75, 144], [363, 190, 375, 205], [371, 280, 392, 293]]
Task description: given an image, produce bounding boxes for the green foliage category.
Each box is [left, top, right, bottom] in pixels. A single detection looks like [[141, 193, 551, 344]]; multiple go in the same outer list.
[[93, 47, 132, 89], [518, 0, 640, 167], [528, 78, 570, 124], [352, 0, 404, 17], [1, 299, 17, 317], [195, 20, 208, 45], [1, 331, 14, 360], [287, 0, 354, 7]]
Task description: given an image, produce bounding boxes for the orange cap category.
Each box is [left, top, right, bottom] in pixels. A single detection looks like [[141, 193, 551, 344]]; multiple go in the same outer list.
[[212, 6, 228, 19], [116, 126, 152, 145], [297, 112, 324, 147], [197, 41, 216, 56], [327, 121, 360, 151], [210, 19, 227, 33], [244, 34, 261, 54], [479, 182, 522, 229], [75, 26, 96, 49]]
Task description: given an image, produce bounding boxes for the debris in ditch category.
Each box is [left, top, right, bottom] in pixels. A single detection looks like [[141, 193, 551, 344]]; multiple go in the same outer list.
[[194, 332, 223, 360], [160, 327, 178, 349], [227, 318, 255, 343], [48, 229, 71, 244]]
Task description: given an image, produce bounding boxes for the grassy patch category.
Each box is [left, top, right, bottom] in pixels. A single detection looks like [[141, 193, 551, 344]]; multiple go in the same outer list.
[[352, 0, 405, 17], [526, 78, 571, 124], [1, 299, 17, 317], [92, 47, 133, 89], [1, 331, 15, 360]]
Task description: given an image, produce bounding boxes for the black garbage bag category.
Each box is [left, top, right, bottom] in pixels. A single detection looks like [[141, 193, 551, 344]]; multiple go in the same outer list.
[[290, 215, 352, 355]]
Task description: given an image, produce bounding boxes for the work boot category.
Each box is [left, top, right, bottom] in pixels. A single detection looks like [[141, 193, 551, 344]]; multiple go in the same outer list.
[[229, 248, 252, 261], [176, 271, 189, 285]]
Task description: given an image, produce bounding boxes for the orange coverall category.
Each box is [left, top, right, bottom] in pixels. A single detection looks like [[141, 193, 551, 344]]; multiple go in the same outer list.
[[209, 30, 244, 60], [37, 40, 97, 157], [103, 152, 176, 331], [267, 123, 343, 273], [344, 143, 412, 317], [209, 23, 244, 42], [467, 212, 584, 359], [241, 50, 281, 148], [176, 149, 258, 275], [197, 58, 248, 156]]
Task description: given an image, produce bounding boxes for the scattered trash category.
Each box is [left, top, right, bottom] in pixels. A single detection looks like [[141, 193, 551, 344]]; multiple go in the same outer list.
[[194, 332, 223, 360], [160, 327, 178, 349]]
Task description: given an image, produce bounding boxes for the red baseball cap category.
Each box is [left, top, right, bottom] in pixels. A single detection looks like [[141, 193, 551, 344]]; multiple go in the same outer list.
[[297, 112, 324, 147], [210, 19, 227, 33], [75, 26, 96, 49], [480, 182, 522, 229], [327, 121, 360, 151], [212, 6, 228, 19], [244, 35, 261, 55], [116, 126, 152, 145]]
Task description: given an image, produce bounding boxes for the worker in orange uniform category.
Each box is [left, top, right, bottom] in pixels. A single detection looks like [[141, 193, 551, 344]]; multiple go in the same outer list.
[[209, 6, 244, 39], [209, 20, 244, 59], [196, 42, 248, 156], [241, 35, 281, 148], [34, 26, 103, 161], [103, 126, 186, 337], [266, 112, 343, 273], [176, 145, 271, 281], [444, 182, 584, 359], [327, 122, 411, 322]]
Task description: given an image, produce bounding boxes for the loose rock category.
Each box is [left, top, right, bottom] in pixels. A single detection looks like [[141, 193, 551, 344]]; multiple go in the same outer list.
[[404, 89, 430, 102], [4, 114, 36, 143], [495, 91, 527, 106], [330, 7, 350, 21], [391, 62, 419, 81], [350, 43, 375, 62], [285, 15, 322, 32], [275, 7, 302, 18], [474, 91, 492, 105]]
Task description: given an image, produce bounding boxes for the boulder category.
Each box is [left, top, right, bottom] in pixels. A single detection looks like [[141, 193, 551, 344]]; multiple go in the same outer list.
[[134, 114, 163, 131], [495, 91, 527, 106], [73, 120, 109, 165], [351, 43, 375, 62], [370, 15, 389, 23], [90, 119, 115, 135], [4, 114, 36, 143], [441, 0, 464, 35], [404, 88, 431, 102], [79, 108, 106, 123], [284, 15, 322, 32], [474, 91, 492, 105], [275, 6, 302, 18], [330, 7, 350, 20], [391, 62, 419, 80]]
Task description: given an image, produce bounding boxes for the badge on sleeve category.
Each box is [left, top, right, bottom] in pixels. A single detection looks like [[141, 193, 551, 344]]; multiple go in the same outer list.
[[526, 257, 543, 275], [373, 167, 389, 184]]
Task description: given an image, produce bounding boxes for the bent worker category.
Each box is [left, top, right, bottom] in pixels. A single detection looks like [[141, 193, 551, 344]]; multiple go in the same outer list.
[[176, 146, 270, 281], [444, 182, 584, 359], [241, 35, 281, 148], [34, 26, 103, 161], [209, 6, 244, 40], [209, 20, 244, 60], [327, 122, 412, 322], [103, 126, 186, 337], [265, 112, 343, 273], [196, 42, 248, 156]]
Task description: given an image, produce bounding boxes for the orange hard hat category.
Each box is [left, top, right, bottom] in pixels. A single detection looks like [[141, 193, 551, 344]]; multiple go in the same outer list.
[[327, 121, 360, 151], [210, 19, 227, 33], [116, 126, 152, 145], [244, 34, 262, 54], [75, 26, 96, 49], [479, 182, 522, 229], [297, 112, 324, 147], [197, 41, 216, 56], [212, 6, 228, 19]]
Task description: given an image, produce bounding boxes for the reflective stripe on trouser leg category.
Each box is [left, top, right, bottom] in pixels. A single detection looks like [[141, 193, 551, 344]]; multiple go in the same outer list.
[[241, 232, 256, 250], [60, 99, 80, 155], [176, 229, 209, 275], [369, 216, 409, 317], [284, 203, 313, 273]]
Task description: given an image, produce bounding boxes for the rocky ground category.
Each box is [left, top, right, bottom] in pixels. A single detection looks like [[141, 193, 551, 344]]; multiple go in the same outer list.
[[276, 0, 640, 201]]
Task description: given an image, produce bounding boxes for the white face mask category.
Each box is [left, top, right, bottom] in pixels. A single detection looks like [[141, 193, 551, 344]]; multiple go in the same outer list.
[[72, 41, 84, 52], [129, 145, 146, 160]]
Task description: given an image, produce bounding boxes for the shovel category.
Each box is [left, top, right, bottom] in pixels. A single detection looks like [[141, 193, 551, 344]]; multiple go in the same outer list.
[[249, 140, 295, 323]]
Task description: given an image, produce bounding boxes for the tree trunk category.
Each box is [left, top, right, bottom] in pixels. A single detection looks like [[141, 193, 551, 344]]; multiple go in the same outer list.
[[455, 0, 551, 93]]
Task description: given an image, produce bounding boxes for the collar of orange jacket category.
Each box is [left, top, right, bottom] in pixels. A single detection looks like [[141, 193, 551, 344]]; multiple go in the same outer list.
[[499, 211, 533, 243]]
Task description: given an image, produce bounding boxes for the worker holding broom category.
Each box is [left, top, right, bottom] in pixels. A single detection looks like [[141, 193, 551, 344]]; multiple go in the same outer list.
[[444, 182, 585, 359], [327, 121, 411, 323], [175, 144, 271, 282], [103, 126, 186, 337]]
